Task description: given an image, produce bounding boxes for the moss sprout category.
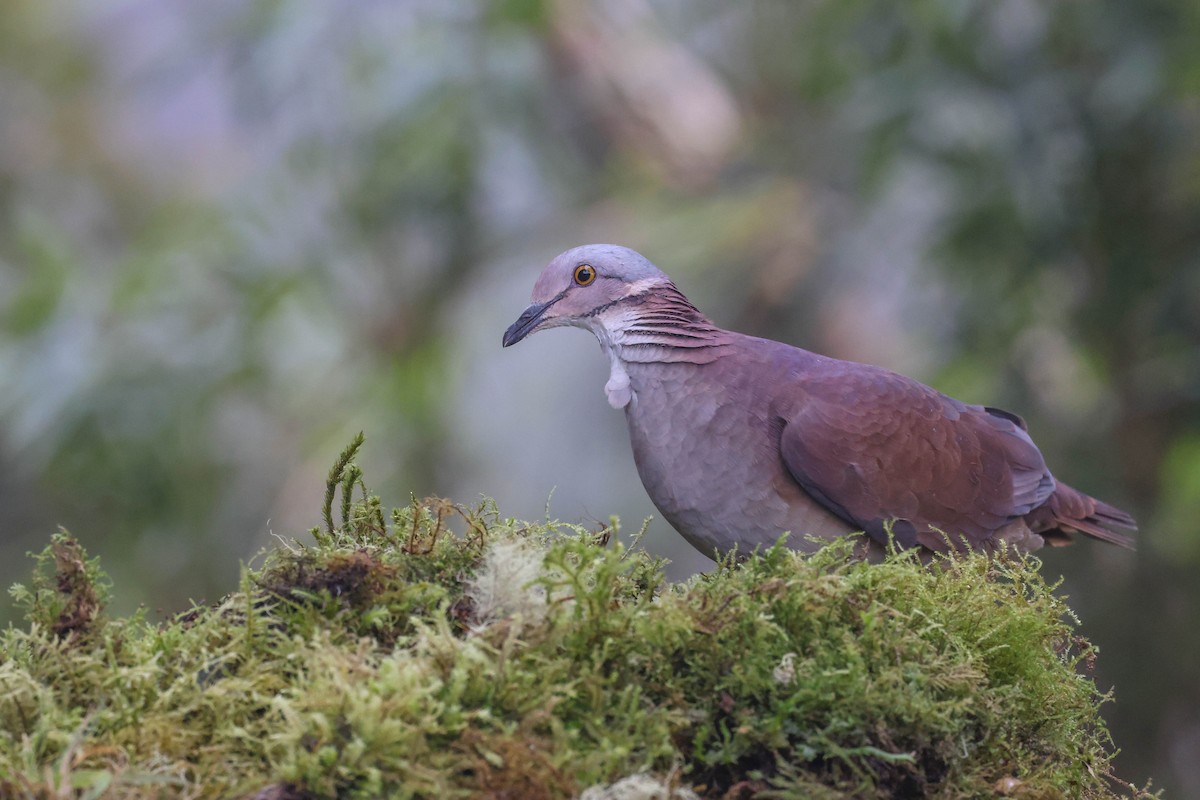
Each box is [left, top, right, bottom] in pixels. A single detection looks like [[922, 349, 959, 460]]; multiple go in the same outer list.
[[0, 439, 1155, 798]]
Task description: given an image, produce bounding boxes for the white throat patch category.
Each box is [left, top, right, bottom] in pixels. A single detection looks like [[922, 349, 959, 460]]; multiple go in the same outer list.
[[587, 285, 668, 410], [591, 319, 637, 410], [604, 351, 633, 410]]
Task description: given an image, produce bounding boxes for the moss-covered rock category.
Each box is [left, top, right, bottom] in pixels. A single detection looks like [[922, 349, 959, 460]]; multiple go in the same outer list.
[[0, 438, 1151, 798]]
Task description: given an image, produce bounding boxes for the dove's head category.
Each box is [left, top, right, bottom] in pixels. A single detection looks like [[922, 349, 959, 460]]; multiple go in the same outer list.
[[502, 244, 674, 347]]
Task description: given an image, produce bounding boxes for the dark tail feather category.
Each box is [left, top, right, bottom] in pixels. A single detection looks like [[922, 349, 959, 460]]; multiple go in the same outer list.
[[1045, 484, 1137, 550], [1090, 497, 1138, 530]]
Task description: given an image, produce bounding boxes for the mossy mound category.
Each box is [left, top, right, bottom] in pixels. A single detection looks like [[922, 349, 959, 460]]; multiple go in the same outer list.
[[0, 438, 1147, 799]]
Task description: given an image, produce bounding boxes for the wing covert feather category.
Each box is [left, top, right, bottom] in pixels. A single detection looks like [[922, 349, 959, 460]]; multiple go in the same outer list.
[[777, 363, 1055, 550]]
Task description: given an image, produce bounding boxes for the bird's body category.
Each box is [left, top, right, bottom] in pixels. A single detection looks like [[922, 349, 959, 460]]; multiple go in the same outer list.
[[503, 244, 1136, 558], [620, 337, 853, 555]]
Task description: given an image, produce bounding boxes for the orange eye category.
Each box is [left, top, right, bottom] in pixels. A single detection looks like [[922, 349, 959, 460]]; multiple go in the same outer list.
[[573, 264, 596, 286]]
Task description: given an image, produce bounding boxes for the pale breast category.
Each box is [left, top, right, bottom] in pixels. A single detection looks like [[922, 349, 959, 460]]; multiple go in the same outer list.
[[622, 358, 852, 558]]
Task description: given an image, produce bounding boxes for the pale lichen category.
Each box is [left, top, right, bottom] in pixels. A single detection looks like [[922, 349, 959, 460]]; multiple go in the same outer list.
[[579, 772, 700, 800], [466, 538, 549, 627]]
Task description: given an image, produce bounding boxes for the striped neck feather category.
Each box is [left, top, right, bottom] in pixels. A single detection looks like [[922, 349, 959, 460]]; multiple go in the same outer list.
[[604, 284, 733, 365]]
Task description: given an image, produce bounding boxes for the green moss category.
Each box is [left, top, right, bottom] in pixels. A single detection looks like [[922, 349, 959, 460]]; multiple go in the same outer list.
[[0, 438, 1154, 799]]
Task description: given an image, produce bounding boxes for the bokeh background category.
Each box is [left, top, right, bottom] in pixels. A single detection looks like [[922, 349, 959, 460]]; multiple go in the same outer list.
[[1, 0, 1197, 793]]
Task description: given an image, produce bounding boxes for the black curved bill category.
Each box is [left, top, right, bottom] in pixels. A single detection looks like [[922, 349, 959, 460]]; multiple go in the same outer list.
[[502, 301, 550, 347]]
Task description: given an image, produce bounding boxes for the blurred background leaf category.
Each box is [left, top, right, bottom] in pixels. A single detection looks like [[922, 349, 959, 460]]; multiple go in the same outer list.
[[1, 0, 1197, 793]]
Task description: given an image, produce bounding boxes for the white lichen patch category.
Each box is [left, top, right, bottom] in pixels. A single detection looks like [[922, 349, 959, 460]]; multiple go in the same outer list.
[[466, 538, 548, 627], [773, 651, 797, 685], [578, 773, 700, 800]]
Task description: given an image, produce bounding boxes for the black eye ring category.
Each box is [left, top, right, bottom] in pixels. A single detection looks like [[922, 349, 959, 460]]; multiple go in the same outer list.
[[574, 264, 596, 286]]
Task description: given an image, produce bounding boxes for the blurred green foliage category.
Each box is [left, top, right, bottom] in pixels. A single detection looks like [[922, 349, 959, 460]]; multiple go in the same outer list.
[[0, 0, 1197, 794]]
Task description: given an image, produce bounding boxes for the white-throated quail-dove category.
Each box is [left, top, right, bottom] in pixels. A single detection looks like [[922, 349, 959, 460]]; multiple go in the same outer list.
[[503, 244, 1136, 558]]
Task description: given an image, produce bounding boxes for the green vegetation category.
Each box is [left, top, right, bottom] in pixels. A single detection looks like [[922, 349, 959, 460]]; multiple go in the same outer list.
[[0, 439, 1151, 798]]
